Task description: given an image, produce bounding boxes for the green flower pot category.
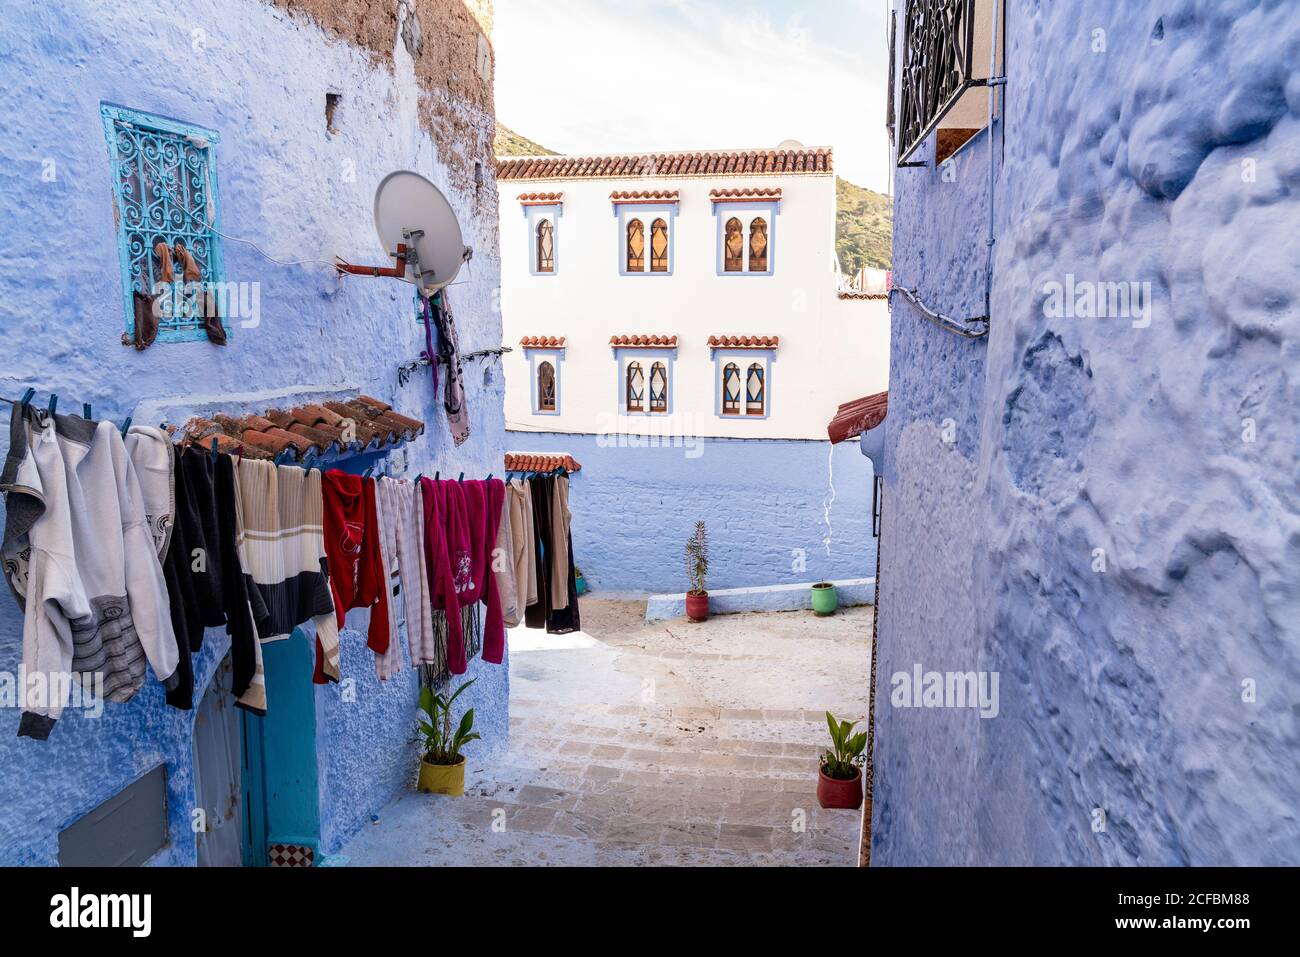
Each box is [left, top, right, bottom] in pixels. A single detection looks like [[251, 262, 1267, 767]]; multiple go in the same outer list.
[[811, 582, 838, 616]]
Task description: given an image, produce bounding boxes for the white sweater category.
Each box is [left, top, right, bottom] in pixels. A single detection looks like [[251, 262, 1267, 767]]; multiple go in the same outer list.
[[1, 405, 179, 738]]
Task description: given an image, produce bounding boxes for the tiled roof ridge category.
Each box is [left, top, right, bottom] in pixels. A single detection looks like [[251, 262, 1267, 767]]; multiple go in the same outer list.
[[608, 334, 679, 348], [499, 147, 833, 181], [504, 452, 582, 474], [709, 187, 783, 199], [610, 189, 680, 201], [518, 191, 564, 204], [837, 290, 890, 300], [707, 335, 780, 349], [519, 335, 566, 348], [827, 390, 889, 444], [182, 394, 423, 463]]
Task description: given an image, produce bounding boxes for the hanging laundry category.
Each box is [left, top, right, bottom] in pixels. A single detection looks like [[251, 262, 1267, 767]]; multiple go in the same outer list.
[[234, 459, 341, 684], [522, 473, 580, 635], [548, 473, 572, 612], [379, 477, 439, 672], [460, 478, 507, 665], [428, 292, 470, 446], [1, 402, 179, 739], [546, 473, 581, 635], [494, 486, 520, 628], [320, 471, 389, 681], [523, 474, 551, 630], [508, 478, 537, 612], [370, 477, 409, 681]]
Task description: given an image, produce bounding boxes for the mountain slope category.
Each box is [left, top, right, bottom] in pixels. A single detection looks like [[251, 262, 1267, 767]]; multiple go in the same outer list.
[[493, 127, 890, 269]]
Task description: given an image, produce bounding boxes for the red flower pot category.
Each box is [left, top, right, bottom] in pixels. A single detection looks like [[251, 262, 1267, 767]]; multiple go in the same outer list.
[[685, 590, 710, 622], [817, 766, 863, 810]]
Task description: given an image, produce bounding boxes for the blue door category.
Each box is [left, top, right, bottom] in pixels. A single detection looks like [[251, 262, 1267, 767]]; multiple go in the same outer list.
[[239, 628, 322, 866]]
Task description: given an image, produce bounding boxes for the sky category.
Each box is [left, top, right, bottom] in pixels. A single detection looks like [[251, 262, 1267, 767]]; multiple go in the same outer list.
[[492, 0, 891, 193]]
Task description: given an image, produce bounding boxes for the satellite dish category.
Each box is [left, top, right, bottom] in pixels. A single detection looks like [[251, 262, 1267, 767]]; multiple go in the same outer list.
[[777, 138, 805, 150], [373, 170, 468, 293]]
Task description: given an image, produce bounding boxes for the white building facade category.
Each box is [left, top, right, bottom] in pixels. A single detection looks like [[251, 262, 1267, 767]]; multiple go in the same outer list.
[[498, 147, 888, 594]]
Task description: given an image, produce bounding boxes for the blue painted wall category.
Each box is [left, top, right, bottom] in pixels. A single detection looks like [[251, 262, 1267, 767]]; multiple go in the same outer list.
[[0, 0, 507, 865], [508, 431, 876, 594], [874, 0, 1300, 865]]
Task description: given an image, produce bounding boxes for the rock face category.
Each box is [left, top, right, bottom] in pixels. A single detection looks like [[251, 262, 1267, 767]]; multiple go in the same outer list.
[[875, 0, 1299, 865], [0, 0, 506, 865]]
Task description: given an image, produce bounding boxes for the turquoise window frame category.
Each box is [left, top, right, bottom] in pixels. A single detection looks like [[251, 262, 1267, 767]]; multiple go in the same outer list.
[[100, 103, 229, 343]]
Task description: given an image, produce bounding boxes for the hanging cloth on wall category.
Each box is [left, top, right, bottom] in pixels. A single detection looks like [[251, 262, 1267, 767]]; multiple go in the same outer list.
[[234, 459, 340, 684], [320, 471, 389, 679], [524, 475, 553, 630], [542, 474, 580, 635], [495, 487, 520, 629], [379, 477, 438, 671], [370, 477, 409, 681], [0, 403, 180, 739], [428, 291, 470, 446], [508, 479, 537, 612]]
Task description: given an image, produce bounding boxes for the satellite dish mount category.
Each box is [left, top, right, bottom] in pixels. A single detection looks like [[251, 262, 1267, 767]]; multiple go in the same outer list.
[[336, 171, 472, 298]]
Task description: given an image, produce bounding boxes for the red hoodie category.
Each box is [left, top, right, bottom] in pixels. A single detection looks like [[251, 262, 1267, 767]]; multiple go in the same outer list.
[[319, 471, 388, 682]]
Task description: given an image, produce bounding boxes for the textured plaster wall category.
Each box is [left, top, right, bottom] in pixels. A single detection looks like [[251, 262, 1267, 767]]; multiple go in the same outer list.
[[0, 0, 506, 865], [874, 0, 1299, 865], [508, 432, 876, 594]]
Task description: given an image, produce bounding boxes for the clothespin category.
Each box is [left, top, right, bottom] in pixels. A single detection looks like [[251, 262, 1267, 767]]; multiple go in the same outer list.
[[211, 437, 219, 462], [485, 473, 492, 482], [457, 472, 464, 482], [83, 403, 92, 420], [434, 471, 439, 481], [120, 416, 132, 437], [19, 388, 34, 408], [274, 450, 288, 465], [414, 473, 423, 484], [364, 466, 374, 479], [47, 394, 57, 416]]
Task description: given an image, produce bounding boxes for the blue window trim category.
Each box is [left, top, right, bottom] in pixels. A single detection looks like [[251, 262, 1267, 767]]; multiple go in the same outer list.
[[713, 199, 779, 277], [613, 202, 677, 277], [612, 346, 676, 415], [100, 102, 229, 343], [524, 347, 564, 415], [523, 203, 562, 276], [711, 347, 774, 420]]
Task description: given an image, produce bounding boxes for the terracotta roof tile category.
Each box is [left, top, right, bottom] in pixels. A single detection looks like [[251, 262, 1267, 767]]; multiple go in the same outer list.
[[837, 291, 889, 300], [520, 336, 566, 349], [518, 192, 563, 205], [181, 394, 423, 462], [609, 334, 678, 348], [827, 391, 888, 444], [707, 335, 780, 349], [505, 452, 582, 474], [709, 187, 783, 201], [610, 189, 680, 203], [499, 148, 833, 181]]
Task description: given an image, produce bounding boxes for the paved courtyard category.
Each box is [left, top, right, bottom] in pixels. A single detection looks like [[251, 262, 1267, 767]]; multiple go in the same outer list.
[[342, 598, 872, 866]]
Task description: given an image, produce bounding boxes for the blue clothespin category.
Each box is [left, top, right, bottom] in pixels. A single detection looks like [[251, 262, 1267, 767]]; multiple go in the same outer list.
[[83, 403, 92, 420], [434, 471, 439, 481], [414, 473, 423, 484], [120, 416, 132, 437], [19, 388, 34, 408], [485, 473, 492, 482], [47, 394, 57, 416], [457, 472, 464, 482], [364, 466, 374, 479], [211, 437, 219, 462], [274, 450, 288, 465]]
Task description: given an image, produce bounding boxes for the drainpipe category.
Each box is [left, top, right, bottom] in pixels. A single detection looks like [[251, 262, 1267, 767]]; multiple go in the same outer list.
[[984, 0, 1004, 321]]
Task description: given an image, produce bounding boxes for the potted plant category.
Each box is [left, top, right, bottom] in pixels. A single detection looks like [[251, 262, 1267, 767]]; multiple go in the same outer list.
[[574, 566, 587, 596], [684, 520, 710, 622], [817, 711, 866, 810], [416, 678, 480, 796], [811, 581, 838, 616]]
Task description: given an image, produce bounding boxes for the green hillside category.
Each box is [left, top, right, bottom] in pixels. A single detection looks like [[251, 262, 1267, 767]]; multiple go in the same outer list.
[[495, 124, 558, 157], [494, 127, 890, 269], [835, 176, 892, 272]]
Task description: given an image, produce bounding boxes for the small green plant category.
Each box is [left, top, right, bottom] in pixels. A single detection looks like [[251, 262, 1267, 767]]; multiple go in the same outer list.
[[685, 521, 709, 595], [821, 711, 867, 780], [418, 678, 480, 766]]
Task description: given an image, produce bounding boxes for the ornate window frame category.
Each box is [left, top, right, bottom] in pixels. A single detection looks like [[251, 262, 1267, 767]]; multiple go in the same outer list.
[[712, 197, 778, 276], [613, 200, 677, 276], [711, 346, 774, 420], [521, 200, 562, 276], [612, 343, 676, 416], [522, 343, 564, 415]]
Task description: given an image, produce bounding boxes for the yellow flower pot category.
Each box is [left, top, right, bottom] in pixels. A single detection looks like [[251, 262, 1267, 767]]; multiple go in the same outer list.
[[418, 755, 466, 796]]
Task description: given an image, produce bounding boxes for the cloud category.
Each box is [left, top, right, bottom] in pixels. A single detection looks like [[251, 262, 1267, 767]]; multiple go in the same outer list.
[[492, 0, 890, 191]]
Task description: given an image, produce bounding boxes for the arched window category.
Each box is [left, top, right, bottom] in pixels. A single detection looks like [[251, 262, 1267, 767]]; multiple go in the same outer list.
[[722, 362, 741, 415], [626, 219, 644, 272], [649, 218, 669, 272], [625, 361, 645, 412], [535, 218, 554, 273], [723, 217, 743, 272], [748, 218, 768, 272], [746, 363, 765, 414], [649, 361, 668, 412], [537, 361, 556, 411]]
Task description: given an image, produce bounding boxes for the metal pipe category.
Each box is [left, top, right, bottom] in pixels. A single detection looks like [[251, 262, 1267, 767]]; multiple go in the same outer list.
[[888, 287, 989, 339], [984, 0, 1002, 320]]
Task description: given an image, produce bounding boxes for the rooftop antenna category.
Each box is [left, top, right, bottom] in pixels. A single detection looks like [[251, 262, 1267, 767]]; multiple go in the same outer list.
[[335, 170, 472, 296]]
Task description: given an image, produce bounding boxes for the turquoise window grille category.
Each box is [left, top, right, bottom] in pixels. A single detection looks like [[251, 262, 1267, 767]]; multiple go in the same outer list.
[[100, 103, 228, 343]]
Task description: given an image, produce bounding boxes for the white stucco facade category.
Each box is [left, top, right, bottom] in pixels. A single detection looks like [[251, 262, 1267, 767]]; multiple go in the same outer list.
[[498, 150, 889, 441]]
